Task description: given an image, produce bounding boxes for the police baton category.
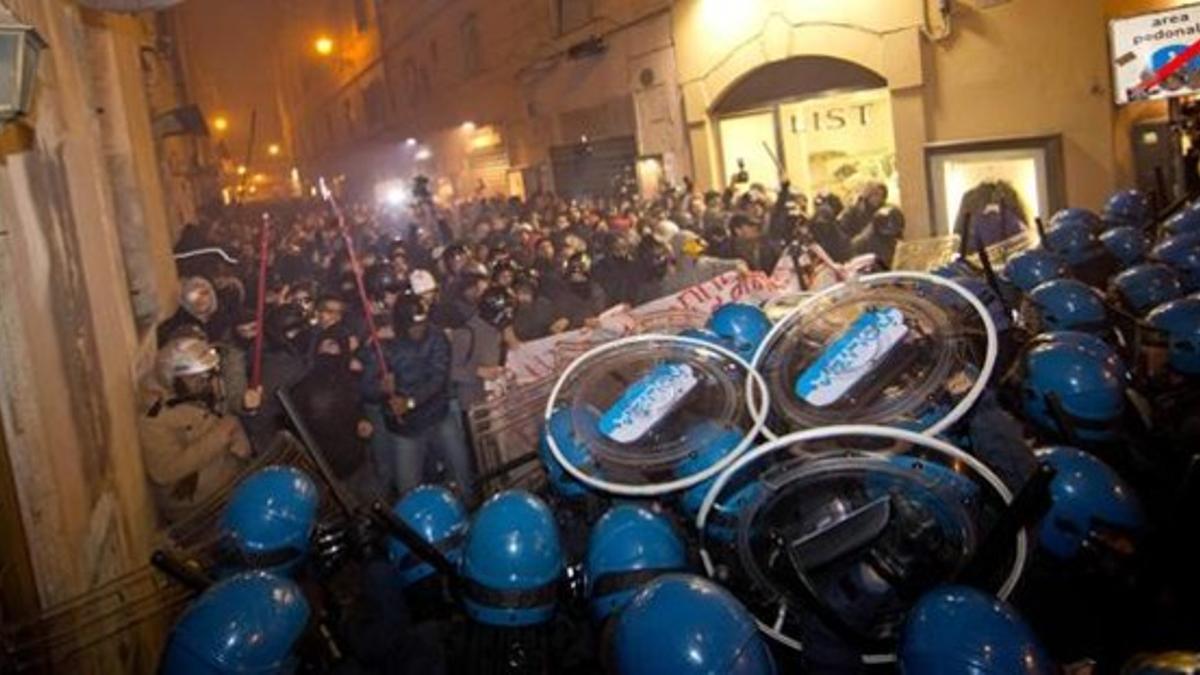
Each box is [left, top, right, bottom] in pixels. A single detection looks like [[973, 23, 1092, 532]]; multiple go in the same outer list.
[[369, 500, 463, 588], [276, 388, 358, 518], [957, 461, 1056, 587]]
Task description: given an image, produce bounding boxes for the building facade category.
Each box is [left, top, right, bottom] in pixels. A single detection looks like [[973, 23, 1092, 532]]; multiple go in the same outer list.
[[0, 0, 190, 670], [673, 0, 1184, 237], [256, 0, 1189, 240]]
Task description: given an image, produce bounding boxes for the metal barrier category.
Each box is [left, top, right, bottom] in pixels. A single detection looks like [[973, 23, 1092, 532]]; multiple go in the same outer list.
[[1, 431, 342, 674]]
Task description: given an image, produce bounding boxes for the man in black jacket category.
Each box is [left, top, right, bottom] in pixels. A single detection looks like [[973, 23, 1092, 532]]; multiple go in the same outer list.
[[290, 327, 380, 501], [363, 297, 474, 497]]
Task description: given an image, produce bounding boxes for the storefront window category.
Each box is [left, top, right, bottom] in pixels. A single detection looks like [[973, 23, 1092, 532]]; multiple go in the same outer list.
[[717, 88, 899, 205], [937, 151, 1043, 235], [717, 112, 779, 188], [925, 136, 1064, 237], [780, 88, 898, 205]]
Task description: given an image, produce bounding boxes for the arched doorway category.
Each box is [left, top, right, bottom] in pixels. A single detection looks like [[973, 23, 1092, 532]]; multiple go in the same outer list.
[[712, 56, 900, 206]]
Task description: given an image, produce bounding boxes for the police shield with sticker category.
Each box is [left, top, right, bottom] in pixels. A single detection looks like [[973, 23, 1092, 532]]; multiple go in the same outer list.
[[752, 273, 998, 440], [542, 334, 768, 498]]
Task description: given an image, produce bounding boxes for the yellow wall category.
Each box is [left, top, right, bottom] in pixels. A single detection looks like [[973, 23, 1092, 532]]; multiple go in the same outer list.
[[0, 1, 178, 669], [672, 0, 1161, 235], [925, 0, 1116, 215]]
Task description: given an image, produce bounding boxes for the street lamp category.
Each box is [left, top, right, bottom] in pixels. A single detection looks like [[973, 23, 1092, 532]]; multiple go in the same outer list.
[[212, 115, 229, 132], [267, 143, 281, 156], [0, 17, 47, 124], [461, 121, 476, 132], [314, 36, 334, 56]]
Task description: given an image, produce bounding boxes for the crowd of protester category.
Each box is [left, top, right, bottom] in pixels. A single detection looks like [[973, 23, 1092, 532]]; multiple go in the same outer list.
[[139, 170, 908, 524]]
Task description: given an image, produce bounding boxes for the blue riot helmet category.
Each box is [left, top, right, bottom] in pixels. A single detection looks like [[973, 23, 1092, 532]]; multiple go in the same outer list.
[[1151, 232, 1200, 292], [1050, 330, 1129, 376], [1035, 446, 1144, 561], [609, 574, 776, 675], [1100, 226, 1149, 267], [538, 407, 599, 500], [1023, 279, 1109, 334], [1020, 335, 1127, 443], [898, 585, 1054, 675], [1049, 207, 1104, 237], [1146, 296, 1200, 376], [1004, 249, 1068, 293], [1045, 209, 1116, 286], [388, 485, 468, 588], [1163, 201, 1200, 238], [161, 571, 310, 675], [585, 505, 688, 621], [1109, 263, 1184, 316], [677, 421, 745, 518], [1102, 189, 1152, 231], [460, 490, 563, 626], [707, 302, 771, 361], [221, 466, 319, 575]]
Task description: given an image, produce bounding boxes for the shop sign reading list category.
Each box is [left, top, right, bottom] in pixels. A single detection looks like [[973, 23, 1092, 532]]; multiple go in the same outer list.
[[788, 103, 876, 134], [1111, 3, 1200, 104]]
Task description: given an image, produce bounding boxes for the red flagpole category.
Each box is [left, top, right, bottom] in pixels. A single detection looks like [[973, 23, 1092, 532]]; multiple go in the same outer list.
[[320, 180, 391, 383]]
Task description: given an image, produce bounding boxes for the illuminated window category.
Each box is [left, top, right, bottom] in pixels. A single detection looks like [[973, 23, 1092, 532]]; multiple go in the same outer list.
[[779, 88, 899, 207], [717, 112, 779, 188], [926, 136, 1064, 237]]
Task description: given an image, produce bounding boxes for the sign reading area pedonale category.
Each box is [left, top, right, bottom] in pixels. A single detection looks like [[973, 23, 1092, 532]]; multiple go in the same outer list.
[[1111, 3, 1200, 105]]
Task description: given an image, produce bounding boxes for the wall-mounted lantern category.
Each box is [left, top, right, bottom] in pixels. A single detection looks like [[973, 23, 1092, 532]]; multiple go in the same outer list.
[[0, 16, 47, 124]]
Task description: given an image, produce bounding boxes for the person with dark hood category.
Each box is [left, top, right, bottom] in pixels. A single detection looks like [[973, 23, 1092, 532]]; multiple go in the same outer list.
[[592, 230, 642, 307], [512, 272, 564, 340], [241, 303, 311, 452], [450, 286, 516, 412], [387, 238, 410, 278], [633, 238, 676, 305], [363, 296, 473, 496], [809, 191, 851, 262], [436, 243, 470, 287], [767, 178, 808, 244], [728, 214, 782, 273], [429, 263, 489, 330], [290, 326, 379, 501], [532, 237, 558, 281], [838, 181, 889, 241], [158, 276, 233, 345], [490, 257, 519, 290], [851, 205, 906, 268], [547, 252, 609, 329]]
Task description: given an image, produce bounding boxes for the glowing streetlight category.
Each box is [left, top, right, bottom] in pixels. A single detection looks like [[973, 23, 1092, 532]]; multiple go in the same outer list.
[[461, 121, 476, 132], [314, 36, 334, 56], [267, 143, 281, 157], [252, 173, 268, 185], [212, 115, 229, 132], [415, 147, 433, 161], [236, 164, 247, 176], [405, 137, 417, 147]]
